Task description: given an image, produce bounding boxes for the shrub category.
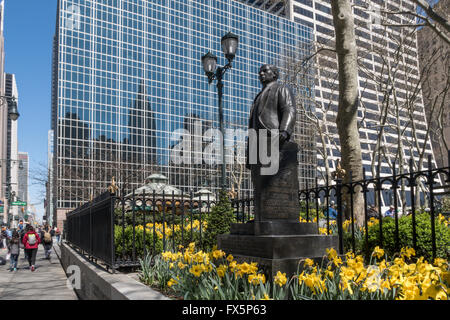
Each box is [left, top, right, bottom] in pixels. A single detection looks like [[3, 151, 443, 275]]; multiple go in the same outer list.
[[203, 190, 236, 251], [361, 213, 450, 260], [114, 225, 163, 261]]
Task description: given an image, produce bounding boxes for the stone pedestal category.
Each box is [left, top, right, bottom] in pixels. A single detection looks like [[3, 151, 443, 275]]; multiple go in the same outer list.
[[218, 141, 338, 278], [218, 221, 338, 279]]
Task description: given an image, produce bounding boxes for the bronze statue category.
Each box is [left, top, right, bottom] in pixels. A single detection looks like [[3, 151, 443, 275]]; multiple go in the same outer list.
[[246, 64, 299, 221], [249, 64, 296, 144]]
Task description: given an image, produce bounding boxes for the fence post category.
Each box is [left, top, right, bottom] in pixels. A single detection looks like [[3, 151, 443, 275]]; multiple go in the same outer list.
[[362, 168, 369, 258], [336, 177, 344, 255], [172, 191, 176, 252], [89, 199, 93, 259], [152, 190, 156, 254], [349, 171, 355, 254], [305, 180, 310, 221], [315, 177, 319, 226], [162, 191, 166, 252], [392, 161, 400, 253], [409, 158, 417, 251], [143, 190, 146, 258], [121, 186, 126, 262], [428, 154, 436, 261], [181, 190, 185, 248], [325, 175, 330, 235], [132, 189, 136, 262], [110, 191, 116, 272], [376, 165, 383, 248]]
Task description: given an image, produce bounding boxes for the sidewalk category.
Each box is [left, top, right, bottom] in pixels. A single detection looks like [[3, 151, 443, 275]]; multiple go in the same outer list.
[[0, 242, 78, 300]]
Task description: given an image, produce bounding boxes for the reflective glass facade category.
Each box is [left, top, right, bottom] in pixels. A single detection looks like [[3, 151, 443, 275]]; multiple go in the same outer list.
[[52, 0, 314, 208]]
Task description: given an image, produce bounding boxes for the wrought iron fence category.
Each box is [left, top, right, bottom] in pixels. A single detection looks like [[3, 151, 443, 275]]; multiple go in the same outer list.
[[65, 192, 116, 270], [64, 189, 254, 270], [64, 153, 449, 270], [300, 153, 450, 260]]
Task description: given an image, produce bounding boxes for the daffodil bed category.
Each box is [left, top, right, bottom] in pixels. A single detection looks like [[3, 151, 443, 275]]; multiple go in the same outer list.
[[138, 243, 449, 300]]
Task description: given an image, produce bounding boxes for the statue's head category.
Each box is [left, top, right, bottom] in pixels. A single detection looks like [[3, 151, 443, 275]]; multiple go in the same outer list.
[[259, 64, 279, 86]]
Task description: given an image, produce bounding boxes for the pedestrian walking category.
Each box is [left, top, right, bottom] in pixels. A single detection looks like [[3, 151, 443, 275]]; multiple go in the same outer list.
[[40, 225, 54, 260], [327, 201, 338, 220], [55, 226, 61, 244], [22, 224, 40, 272], [1, 226, 8, 249], [18, 225, 26, 259], [7, 230, 20, 271], [18, 220, 24, 231]]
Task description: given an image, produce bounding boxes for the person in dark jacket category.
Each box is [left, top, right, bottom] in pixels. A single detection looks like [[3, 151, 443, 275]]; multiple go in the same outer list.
[[7, 230, 20, 271], [40, 225, 55, 260], [18, 226, 27, 259], [22, 224, 41, 271], [1, 226, 8, 249]]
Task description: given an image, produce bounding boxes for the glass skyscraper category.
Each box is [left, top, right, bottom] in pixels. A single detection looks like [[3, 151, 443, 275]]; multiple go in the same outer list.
[[51, 0, 315, 209]]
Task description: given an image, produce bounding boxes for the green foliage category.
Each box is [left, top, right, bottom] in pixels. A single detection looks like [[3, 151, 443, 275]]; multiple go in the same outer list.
[[203, 190, 236, 251], [442, 196, 450, 213], [139, 254, 173, 293], [362, 213, 450, 260], [114, 225, 163, 261]]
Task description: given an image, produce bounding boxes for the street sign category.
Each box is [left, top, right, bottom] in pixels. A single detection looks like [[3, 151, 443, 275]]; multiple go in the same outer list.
[[0, 206, 3, 213], [11, 201, 27, 206]]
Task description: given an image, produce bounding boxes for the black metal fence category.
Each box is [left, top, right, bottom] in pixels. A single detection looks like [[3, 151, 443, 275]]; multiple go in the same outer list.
[[300, 153, 450, 260], [65, 153, 449, 270], [65, 192, 116, 270], [64, 189, 254, 270]]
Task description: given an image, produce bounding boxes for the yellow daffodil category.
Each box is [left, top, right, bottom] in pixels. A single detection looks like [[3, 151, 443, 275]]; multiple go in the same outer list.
[[304, 258, 315, 267], [229, 260, 237, 273], [326, 248, 338, 260], [189, 264, 203, 277], [372, 246, 384, 259], [333, 256, 343, 267], [260, 293, 272, 300], [249, 273, 266, 285], [212, 249, 226, 260], [167, 278, 178, 287], [274, 271, 287, 287], [217, 264, 227, 278]]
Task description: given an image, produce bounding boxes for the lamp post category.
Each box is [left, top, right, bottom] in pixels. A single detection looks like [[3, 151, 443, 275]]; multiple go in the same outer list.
[[1, 96, 19, 226], [201, 32, 239, 190], [0, 96, 20, 120]]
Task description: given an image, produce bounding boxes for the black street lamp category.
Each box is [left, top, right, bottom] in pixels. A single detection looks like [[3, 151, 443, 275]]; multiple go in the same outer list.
[[0, 96, 20, 121], [201, 32, 238, 190]]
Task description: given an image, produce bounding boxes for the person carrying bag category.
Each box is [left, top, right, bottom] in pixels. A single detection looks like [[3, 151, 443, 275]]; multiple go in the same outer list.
[[22, 224, 40, 272]]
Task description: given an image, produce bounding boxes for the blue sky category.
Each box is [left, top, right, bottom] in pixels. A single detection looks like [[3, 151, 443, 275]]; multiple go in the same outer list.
[[4, 0, 57, 220]]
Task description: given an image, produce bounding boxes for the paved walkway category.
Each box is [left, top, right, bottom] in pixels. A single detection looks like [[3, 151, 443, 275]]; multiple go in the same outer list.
[[0, 242, 78, 300]]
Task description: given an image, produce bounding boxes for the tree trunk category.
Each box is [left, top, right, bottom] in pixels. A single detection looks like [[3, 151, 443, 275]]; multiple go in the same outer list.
[[331, 0, 365, 226]]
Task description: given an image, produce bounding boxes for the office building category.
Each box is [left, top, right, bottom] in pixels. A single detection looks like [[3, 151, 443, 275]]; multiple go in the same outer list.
[[17, 152, 28, 206], [0, 0, 7, 224], [51, 0, 316, 226], [417, 0, 449, 177]]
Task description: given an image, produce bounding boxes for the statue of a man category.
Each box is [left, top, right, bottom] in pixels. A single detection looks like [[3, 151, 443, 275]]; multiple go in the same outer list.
[[246, 64, 299, 221]]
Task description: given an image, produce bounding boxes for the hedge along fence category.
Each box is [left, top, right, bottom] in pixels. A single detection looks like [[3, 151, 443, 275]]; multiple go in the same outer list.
[[114, 189, 237, 267]]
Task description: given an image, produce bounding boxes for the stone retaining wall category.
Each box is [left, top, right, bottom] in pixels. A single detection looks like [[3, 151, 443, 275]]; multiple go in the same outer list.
[[58, 242, 170, 300]]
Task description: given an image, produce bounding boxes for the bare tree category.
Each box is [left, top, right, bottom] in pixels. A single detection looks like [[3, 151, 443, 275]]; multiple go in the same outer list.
[[330, 0, 365, 225]]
